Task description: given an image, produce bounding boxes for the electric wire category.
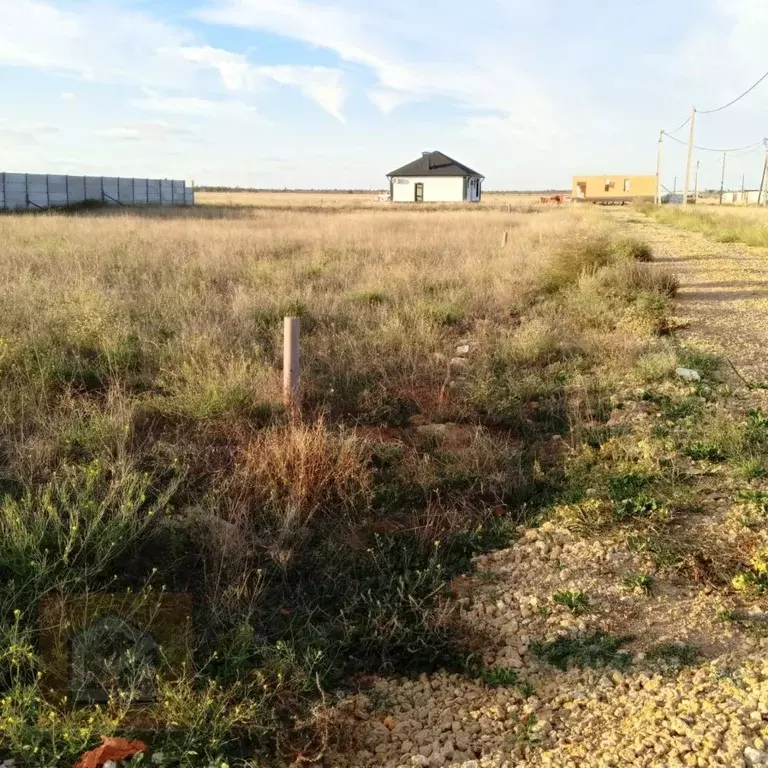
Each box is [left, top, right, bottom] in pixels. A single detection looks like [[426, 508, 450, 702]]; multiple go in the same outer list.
[[664, 116, 691, 135], [698, 68, 768, 114], [661, 131, 765, 154]]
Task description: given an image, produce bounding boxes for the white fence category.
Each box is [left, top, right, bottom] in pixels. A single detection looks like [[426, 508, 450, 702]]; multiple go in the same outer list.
[[720, 189, 765, 205], [0, 173, 195, 210]]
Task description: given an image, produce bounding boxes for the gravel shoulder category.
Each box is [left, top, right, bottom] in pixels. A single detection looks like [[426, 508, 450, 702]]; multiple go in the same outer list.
[[322, 212, 768, 768]]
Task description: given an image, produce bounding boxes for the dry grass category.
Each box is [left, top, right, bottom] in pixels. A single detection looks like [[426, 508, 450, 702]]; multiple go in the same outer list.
[[195, 190, 561, 211], [0, 198, 677, 766]]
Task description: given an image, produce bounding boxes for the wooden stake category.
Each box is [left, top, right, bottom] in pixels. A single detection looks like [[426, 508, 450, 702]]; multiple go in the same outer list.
[[501, 231, 509, 247], [283, 317, 300, 408]]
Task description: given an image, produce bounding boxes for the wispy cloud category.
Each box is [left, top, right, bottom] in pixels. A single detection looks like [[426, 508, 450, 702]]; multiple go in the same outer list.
[[181, 46, 348, 121], [132, 88, 261, 120], [0, 0, 195, 88], [196, 0, 554, 138], [95, 121, 201, 142], [367, 89, 416, 115], [0, 118, 58, 146]]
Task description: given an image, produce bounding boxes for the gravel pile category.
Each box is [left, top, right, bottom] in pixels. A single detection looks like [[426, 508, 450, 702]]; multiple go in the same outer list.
[[323, 523, 768, 768]]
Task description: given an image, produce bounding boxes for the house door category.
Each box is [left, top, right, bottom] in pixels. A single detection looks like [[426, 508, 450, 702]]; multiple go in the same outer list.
[[414, 183, 424, 202]]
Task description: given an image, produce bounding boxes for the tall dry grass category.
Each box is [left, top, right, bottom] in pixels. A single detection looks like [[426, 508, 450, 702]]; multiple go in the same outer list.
[[0, 198, 678, 765]]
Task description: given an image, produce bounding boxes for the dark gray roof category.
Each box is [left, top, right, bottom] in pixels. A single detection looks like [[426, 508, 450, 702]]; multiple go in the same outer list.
[[387, 151, 484, 178]]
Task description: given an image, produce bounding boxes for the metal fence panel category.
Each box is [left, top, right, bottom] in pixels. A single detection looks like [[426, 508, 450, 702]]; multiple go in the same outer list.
[[0, 173, 195, 209]]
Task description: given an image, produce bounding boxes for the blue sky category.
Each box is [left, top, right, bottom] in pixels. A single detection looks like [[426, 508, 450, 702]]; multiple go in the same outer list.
[[1, 0, 767, 189]]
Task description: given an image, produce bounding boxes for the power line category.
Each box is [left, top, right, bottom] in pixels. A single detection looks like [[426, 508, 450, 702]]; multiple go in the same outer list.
[[661, 131, 765, 154], [665, 116, 691, 135], [698, 68, 768, 114]]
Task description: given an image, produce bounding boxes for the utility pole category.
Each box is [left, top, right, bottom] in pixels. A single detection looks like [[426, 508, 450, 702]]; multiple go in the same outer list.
[[719, 152, 727, 205], [673, 176, 677, 194], [694, 160, 700, 203], [758, 143, 768, 206], [682, 106, 696, 206], [741, 173, 746, 204], [655, 131, 664, 204]]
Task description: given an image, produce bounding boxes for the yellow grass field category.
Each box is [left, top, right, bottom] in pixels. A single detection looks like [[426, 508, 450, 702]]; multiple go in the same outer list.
[[195, 189, 556, 210], [18, 197, 768, 768]]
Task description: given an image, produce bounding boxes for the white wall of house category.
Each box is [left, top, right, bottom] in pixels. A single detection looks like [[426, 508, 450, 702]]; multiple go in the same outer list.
[[390, 176, 468, 203]]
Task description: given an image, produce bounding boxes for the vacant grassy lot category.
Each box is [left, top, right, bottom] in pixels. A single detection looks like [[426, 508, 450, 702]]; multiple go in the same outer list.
[[195, 190, 553, 210], [0, 199, 679, 766]]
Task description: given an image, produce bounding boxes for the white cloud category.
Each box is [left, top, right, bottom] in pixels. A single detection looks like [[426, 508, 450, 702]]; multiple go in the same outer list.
[[0, 0, 195, 89], [59, 91, 76, 100], [197, 0, 555, 140], [95, 121, 201, 142], [181, 46, 348, 121], [260, 65, 346, 123], [132, 88, 260, 120], [0, 118, 58, 146], [367, 89, 417, 115]]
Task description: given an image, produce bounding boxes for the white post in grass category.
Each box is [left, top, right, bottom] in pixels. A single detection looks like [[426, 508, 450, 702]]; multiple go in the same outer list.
[[283, 317, 300, 408]]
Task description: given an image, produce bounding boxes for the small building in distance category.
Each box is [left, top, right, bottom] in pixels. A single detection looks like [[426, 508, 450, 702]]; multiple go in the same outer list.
[[572, 174, 656, 204], [387, 151, 484, 203]]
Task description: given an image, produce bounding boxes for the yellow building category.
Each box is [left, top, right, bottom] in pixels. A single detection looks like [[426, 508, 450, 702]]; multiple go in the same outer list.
[[572, 174, 656, 204]]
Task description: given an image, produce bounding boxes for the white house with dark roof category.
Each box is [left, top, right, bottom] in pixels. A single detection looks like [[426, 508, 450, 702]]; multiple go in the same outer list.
[[386, 151, 485, 203]]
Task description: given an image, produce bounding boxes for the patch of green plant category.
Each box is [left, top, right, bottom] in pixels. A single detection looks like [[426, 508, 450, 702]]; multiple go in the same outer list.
[[735, 457, 767, 480], [609, 472, 650, 501], [552, 590, 590, 614], [646, 641, 700, 669], [622, 571, 654, 594], [737, 489, 768, 508], [676, 347, 721, 378], [640, 390, 703, 421], [615, 238, 653, 262], [683, 441, 727, 462], [480, 666, 520, 687], [614, 493, 665, 522], [531, 631, 633, 671]]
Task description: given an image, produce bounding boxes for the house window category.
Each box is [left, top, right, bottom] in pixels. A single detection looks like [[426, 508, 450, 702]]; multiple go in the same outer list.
[[604, 180, 614, 193], [623, 179, 631, 193]]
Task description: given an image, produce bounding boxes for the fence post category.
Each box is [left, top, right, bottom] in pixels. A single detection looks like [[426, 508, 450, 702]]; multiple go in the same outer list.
[[283, 317, 300, 408], [501, 231, 509, 247], [25, 173, 29, 210]]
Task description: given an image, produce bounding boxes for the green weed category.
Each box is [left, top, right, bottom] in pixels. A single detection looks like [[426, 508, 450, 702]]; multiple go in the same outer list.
[[531, 631, 633, 671], [552, 590, 590, 614], [646, 641, 700, 670], [622, 572, 655, 594]]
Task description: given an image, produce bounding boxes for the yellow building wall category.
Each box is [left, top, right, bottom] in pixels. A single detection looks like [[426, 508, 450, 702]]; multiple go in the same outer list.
[[572, 175, 656, 201]]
